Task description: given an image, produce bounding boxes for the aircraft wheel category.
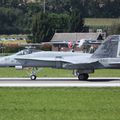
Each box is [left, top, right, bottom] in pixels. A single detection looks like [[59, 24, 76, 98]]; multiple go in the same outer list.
[[78, 73, 89, 80], [31, 75, 37, 80]]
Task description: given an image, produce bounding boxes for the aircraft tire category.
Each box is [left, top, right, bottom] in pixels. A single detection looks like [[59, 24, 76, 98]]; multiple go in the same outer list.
[[31, 75, 37, 80], [78, 73, 89, 80]]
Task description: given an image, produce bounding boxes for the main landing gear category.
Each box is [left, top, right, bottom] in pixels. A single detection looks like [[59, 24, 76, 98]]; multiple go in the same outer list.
[[73, 70, 89, 80], [78, 73, 89, 80]]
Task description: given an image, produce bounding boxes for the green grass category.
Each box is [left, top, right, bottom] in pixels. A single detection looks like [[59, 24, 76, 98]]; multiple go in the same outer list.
[[85, 18, 120, 26], [0, 87, 120, 120], [0, 68, 120, 77], [0, 68, 73, 77], [90, 69, 120, 77]]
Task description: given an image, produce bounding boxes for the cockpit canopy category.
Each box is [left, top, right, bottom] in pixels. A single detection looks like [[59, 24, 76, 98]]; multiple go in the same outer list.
[[15, 49, 39, 55]]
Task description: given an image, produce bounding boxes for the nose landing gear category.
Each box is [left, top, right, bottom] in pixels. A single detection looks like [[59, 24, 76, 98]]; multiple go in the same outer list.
[[30, 75, 37, 80], [29, 67, 42, 80]]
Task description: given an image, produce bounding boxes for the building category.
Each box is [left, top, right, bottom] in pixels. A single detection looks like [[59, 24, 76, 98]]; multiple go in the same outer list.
[[51, 32, 105, 52]]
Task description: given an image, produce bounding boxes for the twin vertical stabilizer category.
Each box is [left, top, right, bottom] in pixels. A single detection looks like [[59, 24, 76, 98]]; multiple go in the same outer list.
[[92, 35, 120, 58]]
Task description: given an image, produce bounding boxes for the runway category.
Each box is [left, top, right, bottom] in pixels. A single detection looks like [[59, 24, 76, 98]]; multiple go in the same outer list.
[[0, 77, 120, 87]]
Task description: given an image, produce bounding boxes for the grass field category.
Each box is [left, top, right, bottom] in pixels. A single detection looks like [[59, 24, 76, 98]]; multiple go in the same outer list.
[[0, 67, 120, 120], [85, 18, 120, 26], [0, 67, 120, 78], [0, 87, 120, 120]]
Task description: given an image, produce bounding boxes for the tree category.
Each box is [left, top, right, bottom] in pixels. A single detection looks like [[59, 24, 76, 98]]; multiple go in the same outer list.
[[32, 13, 50, 43], [1, 7, 33, 34], [0, 7, 24, 34], [69, 10, 84, 32], [109, 23, 120, 35], [32, 12, 70, 43]]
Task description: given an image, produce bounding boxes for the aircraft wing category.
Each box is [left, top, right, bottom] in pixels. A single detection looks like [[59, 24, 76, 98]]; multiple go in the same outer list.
[[109, 62, 120, 67], [61, 57, 100, 69], [16, 55, 101, 69], [109, 62, 120, 65], [15, 54, 96, 64]]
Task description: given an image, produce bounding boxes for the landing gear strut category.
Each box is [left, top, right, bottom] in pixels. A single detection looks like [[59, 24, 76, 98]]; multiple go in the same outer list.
[[29, 67, 43, 80], [78, 73, 89, 80], [29, 67, 41, 80]]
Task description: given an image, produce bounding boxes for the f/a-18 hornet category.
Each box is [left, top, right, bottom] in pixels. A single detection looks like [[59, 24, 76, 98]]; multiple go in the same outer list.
[[0, 35, 120, 80]]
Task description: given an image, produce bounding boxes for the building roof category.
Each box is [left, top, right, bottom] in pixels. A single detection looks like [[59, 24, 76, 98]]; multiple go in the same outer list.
[[51, 33, 102, 42]]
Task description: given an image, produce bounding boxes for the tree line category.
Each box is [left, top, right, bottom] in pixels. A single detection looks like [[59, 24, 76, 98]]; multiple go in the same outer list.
[[1, 0, 119, 17], [0, 0, 120, 42]]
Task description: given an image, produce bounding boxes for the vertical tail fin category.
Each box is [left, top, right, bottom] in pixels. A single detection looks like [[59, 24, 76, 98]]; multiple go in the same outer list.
[[92, 35, 120, 58]]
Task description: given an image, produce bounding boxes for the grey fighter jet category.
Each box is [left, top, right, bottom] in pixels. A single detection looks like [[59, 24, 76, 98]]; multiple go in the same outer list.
[[13, 35, 120, 80]]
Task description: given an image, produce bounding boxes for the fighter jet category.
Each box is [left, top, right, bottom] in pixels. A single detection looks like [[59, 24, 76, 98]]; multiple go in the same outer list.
[[13, 35, 120, 80]]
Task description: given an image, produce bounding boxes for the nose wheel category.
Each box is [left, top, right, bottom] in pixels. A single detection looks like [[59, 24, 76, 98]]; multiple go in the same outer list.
[[29, 67, 43, 80], [30, 75, 37, 80]]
